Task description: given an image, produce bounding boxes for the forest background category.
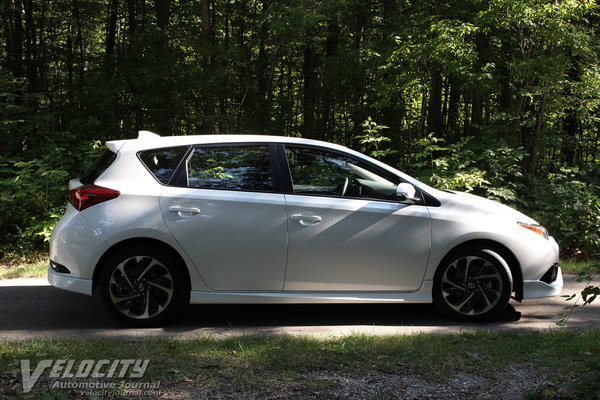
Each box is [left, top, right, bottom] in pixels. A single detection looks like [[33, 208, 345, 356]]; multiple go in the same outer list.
[[0, 0, 599, 260]]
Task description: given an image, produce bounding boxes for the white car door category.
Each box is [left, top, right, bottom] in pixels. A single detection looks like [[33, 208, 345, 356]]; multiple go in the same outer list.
[[282, 145, 431, 291], [159, 144, 288, 291]]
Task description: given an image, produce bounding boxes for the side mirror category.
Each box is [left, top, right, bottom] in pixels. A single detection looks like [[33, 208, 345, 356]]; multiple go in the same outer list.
[[396, 182, 417, 201]]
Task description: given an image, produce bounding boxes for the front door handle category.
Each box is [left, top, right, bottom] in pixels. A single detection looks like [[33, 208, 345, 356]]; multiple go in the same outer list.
[[291, 213, 322, 226], [169, 205, 201, 216]]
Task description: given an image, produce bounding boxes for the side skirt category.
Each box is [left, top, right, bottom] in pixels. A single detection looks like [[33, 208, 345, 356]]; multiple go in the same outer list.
[[190, 281, 433, 304]]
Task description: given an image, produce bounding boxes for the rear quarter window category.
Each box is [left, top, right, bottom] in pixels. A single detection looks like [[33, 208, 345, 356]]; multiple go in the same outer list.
[[138, 146, 189, 184], [80, 150, 117, 184]]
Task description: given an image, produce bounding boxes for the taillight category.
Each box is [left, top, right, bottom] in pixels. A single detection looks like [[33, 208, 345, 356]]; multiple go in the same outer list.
[[70, 185, 120, 211]]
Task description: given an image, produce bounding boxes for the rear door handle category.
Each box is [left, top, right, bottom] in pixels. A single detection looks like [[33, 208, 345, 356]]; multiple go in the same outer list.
[[169, 206, 201, 216], [291, 213, 322, 226]]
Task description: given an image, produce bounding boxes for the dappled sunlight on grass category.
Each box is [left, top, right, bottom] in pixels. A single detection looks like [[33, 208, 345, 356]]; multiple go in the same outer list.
[[561, 259, 596, 275], [0, 254, 47, 279]]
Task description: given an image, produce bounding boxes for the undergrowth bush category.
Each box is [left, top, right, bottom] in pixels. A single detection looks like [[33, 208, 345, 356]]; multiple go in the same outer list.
[[0, 138, 102, 257], [0, 121, 598, 261], [407, 134, 600, 258], [520, 168, 600, 258]]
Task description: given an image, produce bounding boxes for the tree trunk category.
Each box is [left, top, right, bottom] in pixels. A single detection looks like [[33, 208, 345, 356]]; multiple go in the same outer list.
[[2, 0, 24, 77], [383, 0, 399, 36], [200, 0, 214, 133], [23, 0, 37, 92], [592, 128, 599, 164], [427, 67, 442, 135], [127, 0, 137, 34], [446, 76, 460, 142], [471, 93, 483, 128], [73, 0, 84, 84], [155, 0, 168, 31], [224, 0, 230, 49], [562, 111, 578, 167], [561, 56, 582, 167], [36, 0, 47, 94], [441, 76, 448, 135], [382, 0, 404, 153], [352, 0, 368, 141], [302, 35, 317, 139], [419, 89, 427, 139], [105, 0, 118, 71], [463, 99, 470, 137], [66, 18, 73, 98], [531, 92, 548, 173], [320, 17, 339, 141], [470, 32, 489, 133], [497, 55, 511, 113], [255, 0, 271, 133], [234, 0, 249, 127]]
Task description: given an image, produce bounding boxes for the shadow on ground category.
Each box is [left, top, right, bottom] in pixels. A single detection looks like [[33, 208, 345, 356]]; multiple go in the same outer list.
[[0, 284, 521, 337], [1, 280, 597, 339]]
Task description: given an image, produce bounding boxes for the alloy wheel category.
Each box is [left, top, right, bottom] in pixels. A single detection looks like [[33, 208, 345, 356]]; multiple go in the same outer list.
[[108, 256, 174, 319], [440, 255, 504, 316]]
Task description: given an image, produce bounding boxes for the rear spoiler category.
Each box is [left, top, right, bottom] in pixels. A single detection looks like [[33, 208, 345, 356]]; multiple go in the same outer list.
[[106, 130, 161, 153], [138, 130, 160, 139]]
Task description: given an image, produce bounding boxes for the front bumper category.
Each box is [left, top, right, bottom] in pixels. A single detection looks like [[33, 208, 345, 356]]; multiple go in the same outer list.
[[47, 265, 93, 296], [522, 266, 563, 299]]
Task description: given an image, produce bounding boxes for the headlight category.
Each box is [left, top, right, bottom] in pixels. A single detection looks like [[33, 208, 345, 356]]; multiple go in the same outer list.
[[518, 222, 549, 239]]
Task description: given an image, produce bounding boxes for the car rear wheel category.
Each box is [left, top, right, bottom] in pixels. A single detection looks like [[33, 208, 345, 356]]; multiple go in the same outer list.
[[99, 245, 188, 327], [433, 247, 512, 321]]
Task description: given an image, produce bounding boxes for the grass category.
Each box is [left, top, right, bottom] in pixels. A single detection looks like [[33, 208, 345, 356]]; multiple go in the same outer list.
[[0, 331, 598, 399], [561, 259, 595, 275], [0, 253, 47, 280]]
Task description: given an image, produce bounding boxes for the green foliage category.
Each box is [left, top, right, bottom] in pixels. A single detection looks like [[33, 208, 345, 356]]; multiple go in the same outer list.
[[0, 137, 102, 255], [520, 168, 600, 256], [409, 134, 525, 200], [412, 134, 450, 176], [558, 262, 600, 327], [357, 118, 397, 160], [412, 134, 486, 193], [564, 368, 600, 400], [408, 133, 600, 256], [0, 0, 599, 256]]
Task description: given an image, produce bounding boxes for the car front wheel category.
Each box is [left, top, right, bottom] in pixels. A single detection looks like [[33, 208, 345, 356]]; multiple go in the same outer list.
[[99, 245, 188, 327], [433, 247, 512, 321]]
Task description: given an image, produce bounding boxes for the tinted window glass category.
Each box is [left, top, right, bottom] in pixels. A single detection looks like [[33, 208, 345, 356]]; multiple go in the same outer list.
[[285, 146, 397, 200], [187, 145, 272, 191], [139, 146, 189, 184], [80, 150, 117, 184]]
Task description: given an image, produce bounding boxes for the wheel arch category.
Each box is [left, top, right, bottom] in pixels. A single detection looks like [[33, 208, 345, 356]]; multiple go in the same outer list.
[[437, 239, 524, 301], [92, 237, 191, 294]]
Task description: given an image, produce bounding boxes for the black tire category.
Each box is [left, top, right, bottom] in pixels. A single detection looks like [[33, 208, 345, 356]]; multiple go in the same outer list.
[[99, 244, 188, 327], [433, 247, 512, 321]]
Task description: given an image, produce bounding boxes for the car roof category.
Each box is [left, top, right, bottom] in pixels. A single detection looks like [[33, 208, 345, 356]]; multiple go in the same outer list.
[[105, 130, 434, 192], [106, 131, 354, 154]]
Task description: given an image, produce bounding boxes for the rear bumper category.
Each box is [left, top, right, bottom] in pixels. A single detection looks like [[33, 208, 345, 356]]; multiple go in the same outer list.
[[522, 266, 563, 299], [47, 266, 93, 296]]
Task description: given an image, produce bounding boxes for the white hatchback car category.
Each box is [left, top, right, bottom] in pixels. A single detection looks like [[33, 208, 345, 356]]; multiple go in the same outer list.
[[49, 131, 562, 326]]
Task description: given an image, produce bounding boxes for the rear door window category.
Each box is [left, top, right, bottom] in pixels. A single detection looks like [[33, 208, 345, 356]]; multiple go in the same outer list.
[[186, 145, 273, 191]]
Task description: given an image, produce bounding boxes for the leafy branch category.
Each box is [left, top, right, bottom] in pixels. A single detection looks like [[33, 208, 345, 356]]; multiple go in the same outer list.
[[357, 118, 397, 160], [557, 262, 600, 327]]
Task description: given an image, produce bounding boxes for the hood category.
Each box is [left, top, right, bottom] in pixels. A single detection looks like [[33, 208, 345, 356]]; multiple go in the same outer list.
[[433, 189, 538, 225]]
